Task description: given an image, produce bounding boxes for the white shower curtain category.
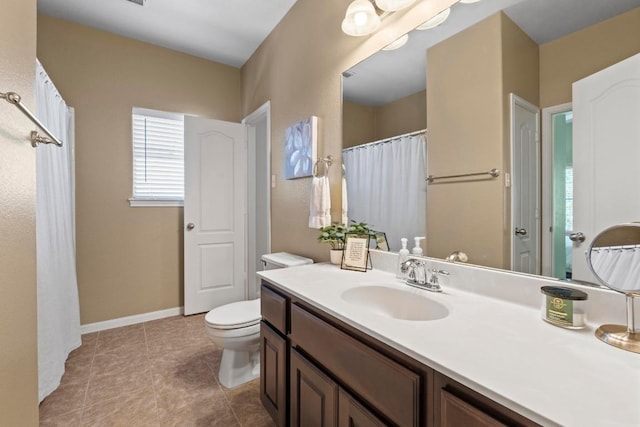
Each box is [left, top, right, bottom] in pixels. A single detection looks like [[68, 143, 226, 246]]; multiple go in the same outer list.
[[35, 60, 81, 402], [342, 133, 426, 251], [589, 246, 640, 291]]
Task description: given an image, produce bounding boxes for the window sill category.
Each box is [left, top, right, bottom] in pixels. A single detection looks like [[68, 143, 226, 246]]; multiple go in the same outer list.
[[128, 199, 184, 207]]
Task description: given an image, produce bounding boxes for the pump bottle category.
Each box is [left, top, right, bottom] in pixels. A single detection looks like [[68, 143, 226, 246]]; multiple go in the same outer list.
[[396, 238, 410, 279], [412, 236, 425, 255]]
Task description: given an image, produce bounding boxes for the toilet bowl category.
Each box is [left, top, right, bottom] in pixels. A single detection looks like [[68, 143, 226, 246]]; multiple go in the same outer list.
[[204, 299, 261, 388], [204, 252, 313, 388]]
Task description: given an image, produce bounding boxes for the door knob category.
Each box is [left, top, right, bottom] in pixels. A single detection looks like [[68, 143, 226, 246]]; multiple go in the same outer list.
[[569, 232, 586, 242], [515, 228, 528, 236], [186, 223, 195, 231]]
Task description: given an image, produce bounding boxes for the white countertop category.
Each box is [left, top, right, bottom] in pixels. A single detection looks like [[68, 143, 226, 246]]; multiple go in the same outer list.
[[258, 262, 640, 427]]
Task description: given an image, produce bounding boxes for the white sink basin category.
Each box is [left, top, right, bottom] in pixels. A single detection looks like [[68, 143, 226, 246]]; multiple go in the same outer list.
[[341, 285, 449, 321]]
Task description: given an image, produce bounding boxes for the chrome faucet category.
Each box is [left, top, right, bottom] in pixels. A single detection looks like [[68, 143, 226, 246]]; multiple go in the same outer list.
[[446, 251, 468, 263], [400, 257, 446, 292], [427, 268, 449, 292]]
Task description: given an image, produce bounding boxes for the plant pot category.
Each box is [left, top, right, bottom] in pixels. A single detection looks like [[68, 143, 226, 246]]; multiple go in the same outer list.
[[330, 249, 343, 265]]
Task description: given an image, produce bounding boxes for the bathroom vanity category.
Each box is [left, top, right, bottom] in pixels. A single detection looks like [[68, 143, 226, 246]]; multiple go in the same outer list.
[[258, 261, 640, 427]]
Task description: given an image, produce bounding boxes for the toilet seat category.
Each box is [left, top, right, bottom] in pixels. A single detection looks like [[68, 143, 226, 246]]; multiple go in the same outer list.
[[205, 299, 261, 330]]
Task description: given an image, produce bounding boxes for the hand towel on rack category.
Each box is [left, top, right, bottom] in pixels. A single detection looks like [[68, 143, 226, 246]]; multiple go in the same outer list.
[[309, 176, 331, 228], [341, 175, 348, 226]]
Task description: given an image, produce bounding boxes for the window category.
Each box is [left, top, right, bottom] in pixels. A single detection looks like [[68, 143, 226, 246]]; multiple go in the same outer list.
[[130, 108, 184, 207]]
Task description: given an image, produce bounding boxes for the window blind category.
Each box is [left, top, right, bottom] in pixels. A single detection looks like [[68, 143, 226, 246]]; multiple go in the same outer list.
[[132, 111, 184, 201]]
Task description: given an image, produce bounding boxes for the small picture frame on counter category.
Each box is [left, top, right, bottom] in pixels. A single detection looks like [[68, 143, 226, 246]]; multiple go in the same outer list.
[[341, 233, 371, 272], [372, 231, 389, 251]]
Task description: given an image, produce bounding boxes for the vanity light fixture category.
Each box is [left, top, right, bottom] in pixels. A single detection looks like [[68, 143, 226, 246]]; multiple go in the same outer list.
[[375, 0, 416, 12], [382, 33, 410, 50], [416, 7, 451, 30], [342, 0, 381, 36]]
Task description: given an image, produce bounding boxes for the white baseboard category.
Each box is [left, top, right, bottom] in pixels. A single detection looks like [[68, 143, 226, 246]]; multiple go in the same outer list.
[[80, 306, 184, 334]]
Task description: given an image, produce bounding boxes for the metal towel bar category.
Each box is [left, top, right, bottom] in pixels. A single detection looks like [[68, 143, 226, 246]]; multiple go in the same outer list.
[[427, 168, 500, 183], [1, 91, 63, 147]]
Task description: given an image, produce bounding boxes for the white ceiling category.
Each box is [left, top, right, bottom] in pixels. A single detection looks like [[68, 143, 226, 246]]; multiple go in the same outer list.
[[37, 0, 299, 68], [344, 0, 640, 106]]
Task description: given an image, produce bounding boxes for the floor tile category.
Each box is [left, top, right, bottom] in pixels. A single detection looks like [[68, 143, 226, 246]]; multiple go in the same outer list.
[[41, 318, 269, 427], [95, 324, 146, 354], [39, 381, 88, 420], [39, 409, 82, 427], [80, 387, 159, 427], [183, 313, 206, 331], [145, 316, 189, 343], [224, 380, 274, 427], [85, 350, 152, 407], [157, 396, 238, 427]]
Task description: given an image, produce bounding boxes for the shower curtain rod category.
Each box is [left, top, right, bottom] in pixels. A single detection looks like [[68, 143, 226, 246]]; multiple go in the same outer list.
[[342, 128, 426, 153], [1, 91, 63, 147]]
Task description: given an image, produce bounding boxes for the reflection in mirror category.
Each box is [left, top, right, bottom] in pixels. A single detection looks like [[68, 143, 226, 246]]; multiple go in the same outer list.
[[342, 0, 640, 277], [588, 224, 640, 294], [587, 223, 640, 354]]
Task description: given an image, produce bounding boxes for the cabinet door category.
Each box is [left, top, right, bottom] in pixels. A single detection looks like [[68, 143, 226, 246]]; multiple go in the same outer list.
[[338, 389, 386, 427], [260, 322, 287, 426], [440, 390, 507, 427], [290, 348, 338, 427]]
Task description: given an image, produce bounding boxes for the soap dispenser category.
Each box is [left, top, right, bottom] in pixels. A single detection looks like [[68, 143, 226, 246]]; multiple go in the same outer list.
[[396, 238, 410, 279], [412, 237, 425, 255]]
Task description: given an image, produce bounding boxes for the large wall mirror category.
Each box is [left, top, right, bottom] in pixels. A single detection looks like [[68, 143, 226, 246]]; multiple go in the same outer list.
[[342, 0, 640, 283]]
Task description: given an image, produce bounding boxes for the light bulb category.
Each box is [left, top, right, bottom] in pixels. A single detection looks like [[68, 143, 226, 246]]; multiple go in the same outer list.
[[354, 11, 368, 27], [342, 0, 380, 36]]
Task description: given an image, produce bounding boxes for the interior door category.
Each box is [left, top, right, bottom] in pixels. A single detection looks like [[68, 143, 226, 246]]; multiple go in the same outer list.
[[511, 94, 540, 275], [572, 52, 640, 283], [184, 117, 247, 315]]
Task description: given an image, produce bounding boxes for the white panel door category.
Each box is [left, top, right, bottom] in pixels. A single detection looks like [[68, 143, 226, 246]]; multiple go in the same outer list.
[[184, 117, 247, 315], [511, 94, 540, 275], [572, 53, 640, 283]]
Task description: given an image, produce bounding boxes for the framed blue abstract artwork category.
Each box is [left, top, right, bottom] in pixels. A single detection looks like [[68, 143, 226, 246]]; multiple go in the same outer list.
[[284, 116, 318, 179]]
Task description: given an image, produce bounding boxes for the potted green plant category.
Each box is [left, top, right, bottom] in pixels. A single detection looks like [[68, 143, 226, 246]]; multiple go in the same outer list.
[[318, 221, 373, 265]]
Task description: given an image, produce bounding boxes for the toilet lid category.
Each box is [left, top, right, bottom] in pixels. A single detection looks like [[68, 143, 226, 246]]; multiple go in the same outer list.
[[205, 299, 261, 330]]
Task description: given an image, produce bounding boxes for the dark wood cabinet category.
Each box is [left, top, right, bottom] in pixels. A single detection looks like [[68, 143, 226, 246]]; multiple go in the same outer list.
[[290, 303, 420, 427], [338, 389, 387, 427], [260, 322, 287, 426], [260, 281, 539, 427], [440, 390, 507, 427], [433, 372, 539, 427], [290, 348, 338, 427]]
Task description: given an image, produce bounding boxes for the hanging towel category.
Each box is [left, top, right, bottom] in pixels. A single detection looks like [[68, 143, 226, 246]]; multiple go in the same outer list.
[[309, 176, 331, 228], [341, 174, 348, 226]]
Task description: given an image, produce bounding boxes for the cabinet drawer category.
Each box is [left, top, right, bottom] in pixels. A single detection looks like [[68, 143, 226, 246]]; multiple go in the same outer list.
[[290, 303, 420, 427], [261, 285, 288, 334]]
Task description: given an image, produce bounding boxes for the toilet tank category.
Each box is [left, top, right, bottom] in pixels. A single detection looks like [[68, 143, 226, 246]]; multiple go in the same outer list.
[[261, 252, 313, 270]]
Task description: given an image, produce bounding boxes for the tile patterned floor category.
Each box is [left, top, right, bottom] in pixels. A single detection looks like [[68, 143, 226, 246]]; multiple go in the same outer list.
[[39, 314, 275, 427]]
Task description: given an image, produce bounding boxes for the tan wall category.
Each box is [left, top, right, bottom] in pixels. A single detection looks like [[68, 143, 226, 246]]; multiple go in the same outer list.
[[343, 101, 376, 149], [540, 7, 640, 108], [242, 0, 457, 262], [426, 13, 505, 268], [376, 90, 426, 140], [37, 15, 242, 324], [0, 0, 39, 424], [343, 90, 426, 148], [500, 13, 540, 266]]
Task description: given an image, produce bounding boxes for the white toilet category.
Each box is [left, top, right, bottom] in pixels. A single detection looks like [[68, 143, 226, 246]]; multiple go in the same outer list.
[[204, 252, 313, 388]]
